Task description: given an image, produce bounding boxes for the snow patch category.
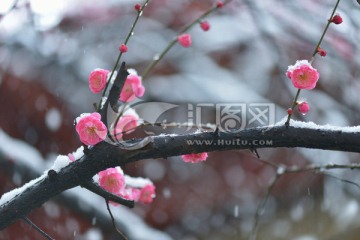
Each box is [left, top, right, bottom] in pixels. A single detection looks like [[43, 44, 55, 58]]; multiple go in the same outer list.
[[273, 117, 360, 132], [51, 154, 71, 172], [124, 175, 153, 188], [0, 174, 46, 205]]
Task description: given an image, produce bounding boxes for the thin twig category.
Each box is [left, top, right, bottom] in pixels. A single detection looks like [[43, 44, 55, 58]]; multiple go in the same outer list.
[[22, 216, 54, 240], [285, 0, 342, 126], [249, 173, 281, 240], [97, 0, 151, 111], [82, 181, 134, 208], [105, 200, 128, 240], [322, 172, 360, 190], [141, 0, 232, 79]]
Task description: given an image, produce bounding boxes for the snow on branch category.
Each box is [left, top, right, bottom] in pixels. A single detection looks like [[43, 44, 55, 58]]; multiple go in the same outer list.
[[1, 120, 360, 229]]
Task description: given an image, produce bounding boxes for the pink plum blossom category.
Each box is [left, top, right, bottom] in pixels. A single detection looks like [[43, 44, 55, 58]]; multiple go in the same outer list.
[[177, 34, 192, 48], [181, 152, 208, 163], [119, 71, 145, 102], [331, 14, 343, 24], [317, 47, 327, 57], [139, 184, 156, 204], [134, 3, 141, 11], [200, 21, 210, 31], [119, 44, 128, 53], [88, 69, 109, 94], [75, 112, 107, 145], [68, 153, 75, 162], [113, 111, 140, 140], [216, 1, 224, 8], [297, 101, 310, 114], [98, 167, 125, 194], [119, 187, 141, 201], [286, 60, 319, 90]]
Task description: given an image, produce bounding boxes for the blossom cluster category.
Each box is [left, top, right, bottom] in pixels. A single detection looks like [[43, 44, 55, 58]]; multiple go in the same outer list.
[[285, 13, 343, 116], [88, 68, 145, 102], [75, 68, 145, 147], [98, 167, 156, 205], [70, 2, 224, 208]]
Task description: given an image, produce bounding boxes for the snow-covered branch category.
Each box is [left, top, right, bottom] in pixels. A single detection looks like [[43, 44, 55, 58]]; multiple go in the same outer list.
[[1, 121, 360, 230]]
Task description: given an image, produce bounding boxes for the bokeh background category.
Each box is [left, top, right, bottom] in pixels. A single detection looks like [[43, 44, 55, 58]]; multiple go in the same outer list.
[[1, 0, 360, 239]]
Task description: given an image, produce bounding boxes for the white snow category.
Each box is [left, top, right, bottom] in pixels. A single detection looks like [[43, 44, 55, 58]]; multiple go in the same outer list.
[[75, 113, 91, 124], [51, 154, 71, 172], [82, 228, 103, 240], [108, 70, 117, 85], [273, 117, 360, 133], [0, 132, 172, 239], [100, 97, 107, 109], [0, 174, 46, 205], [124, 175, 153, 188], [72, 146, 84, 160], [276, 166, 286, 175]]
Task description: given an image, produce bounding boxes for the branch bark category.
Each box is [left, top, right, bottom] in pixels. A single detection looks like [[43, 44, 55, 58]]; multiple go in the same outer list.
[[1, 125, 360, 229]]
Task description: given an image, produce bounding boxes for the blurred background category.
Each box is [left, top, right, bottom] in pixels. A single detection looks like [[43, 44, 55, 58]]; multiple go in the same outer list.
[[1, 0, 360, 239]]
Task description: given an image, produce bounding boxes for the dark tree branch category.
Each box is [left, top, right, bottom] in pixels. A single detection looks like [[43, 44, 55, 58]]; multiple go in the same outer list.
[[82, 180, 134, 208], [1, 125, 360, 229]]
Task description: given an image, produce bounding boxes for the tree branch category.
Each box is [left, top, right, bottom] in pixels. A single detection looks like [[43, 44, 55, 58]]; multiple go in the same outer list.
[[81, 180, 134, 208], [1, 124, 360, 229]]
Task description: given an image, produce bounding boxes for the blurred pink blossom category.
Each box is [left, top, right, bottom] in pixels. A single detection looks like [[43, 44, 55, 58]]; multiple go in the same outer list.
[[139, 184, 156, 204], [88, 69, 109, 94], [120, 73, 145, 102], [177, 34, 192, 48], [181, 152, 208, 163], [113, 112, 139, 140], [119, 187, 141, 201], [297, 101, 310, 114], [200, 21, 210, 31], [98, 167, 125, 194]]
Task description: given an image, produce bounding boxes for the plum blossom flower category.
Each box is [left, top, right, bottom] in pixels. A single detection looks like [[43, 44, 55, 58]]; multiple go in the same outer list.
[[181, 152, 208, 163], [134, 3, 141, 11], [98, 167, 125, 194], [75, 112, 107, 145], [119, 70, 145, 102], [119, 187, 141, 201], [317, 47, 327, 57], [331, 14, 343, 24], [286, 60, 320, 90], [88, 69, 110, 94], [177, 34, 192, 48], [139, 184, 156, 204], [119, 44, 128, 53], [297, 101, 310, 114], [216, 1, 224, 8], [200, 21, 210, 31], [113, 109, 140, 140]]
